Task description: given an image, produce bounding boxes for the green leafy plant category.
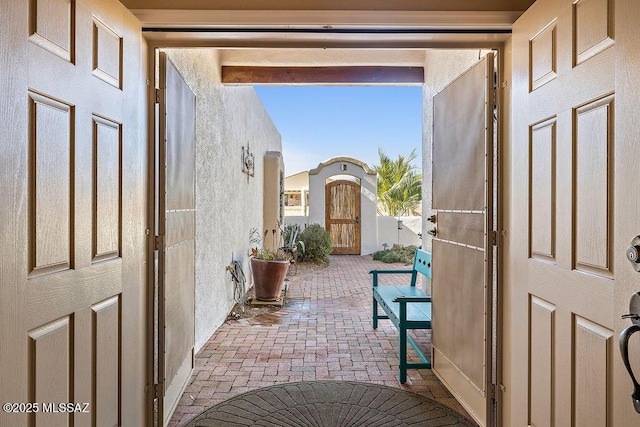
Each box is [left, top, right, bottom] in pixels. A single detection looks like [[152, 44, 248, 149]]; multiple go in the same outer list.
[[372, 245, 418, 265], [373, 148, 422, 216], [299, 224, 332, 262]]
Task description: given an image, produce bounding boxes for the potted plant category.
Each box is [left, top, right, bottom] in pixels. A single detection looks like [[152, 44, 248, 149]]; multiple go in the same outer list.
[[249, 228, 291, 301]]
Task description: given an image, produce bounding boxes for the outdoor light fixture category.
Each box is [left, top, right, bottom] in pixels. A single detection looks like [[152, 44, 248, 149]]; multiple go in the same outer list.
[[242, 142, 255, 177]]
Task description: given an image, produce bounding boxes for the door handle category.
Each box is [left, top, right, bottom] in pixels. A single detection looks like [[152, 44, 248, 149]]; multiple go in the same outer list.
[[620, 292, 640, 413], [355, 216, 360, 224], [627, 235, 640, 272]]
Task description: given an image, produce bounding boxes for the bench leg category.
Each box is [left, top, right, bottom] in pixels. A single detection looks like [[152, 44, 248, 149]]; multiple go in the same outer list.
[[399, 324, 407, 384], [372, 296, 378, 329]]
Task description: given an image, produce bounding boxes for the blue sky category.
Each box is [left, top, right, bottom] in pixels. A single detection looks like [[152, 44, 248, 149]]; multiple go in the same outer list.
[[254, 86, 423, 176]]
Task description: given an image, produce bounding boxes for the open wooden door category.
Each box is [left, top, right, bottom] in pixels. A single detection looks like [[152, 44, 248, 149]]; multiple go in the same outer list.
[[326, 180, 361, 255], [157, 53, 196, 425], [509, 0, 640, 425], [431, 53, 496, 427], [0, 0, 147, 425]]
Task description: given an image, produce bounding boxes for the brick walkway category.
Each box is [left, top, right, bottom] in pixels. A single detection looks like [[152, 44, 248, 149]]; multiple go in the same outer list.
[[169, 255, 472, 426]]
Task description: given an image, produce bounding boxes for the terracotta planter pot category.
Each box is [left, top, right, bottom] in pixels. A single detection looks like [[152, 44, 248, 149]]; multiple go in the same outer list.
[[250, 258, 290, 301]]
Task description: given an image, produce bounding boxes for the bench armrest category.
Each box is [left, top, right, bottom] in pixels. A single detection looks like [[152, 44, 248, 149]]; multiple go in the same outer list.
[[369, 269, 414, 275], [393, 296, 432, 303], [370, 269, 417, 287]]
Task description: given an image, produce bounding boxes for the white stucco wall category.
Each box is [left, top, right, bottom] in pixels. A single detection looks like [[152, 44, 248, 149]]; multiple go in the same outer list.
[[308, 159, 377, 255], [422, 50, 492, 251], [164, 49, 282, 352], [286, 215, 422, 251], [377, 216, 423, 250], [285, 216, 309, 228], [285, 206, 307, 216]]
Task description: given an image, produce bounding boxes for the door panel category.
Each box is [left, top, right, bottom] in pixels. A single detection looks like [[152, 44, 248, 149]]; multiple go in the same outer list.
[[432, 60, 488, 212], [0, 1, 146, 426], [326, 180, 361, 254], [158, 53, 196, 425], [436, 212, 485, 248], [511, 0, 639, 425], [431, 53, 494, 427]]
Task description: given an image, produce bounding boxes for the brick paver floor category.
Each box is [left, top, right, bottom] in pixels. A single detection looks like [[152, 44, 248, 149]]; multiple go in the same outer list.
[[169, 255, 474, 426]]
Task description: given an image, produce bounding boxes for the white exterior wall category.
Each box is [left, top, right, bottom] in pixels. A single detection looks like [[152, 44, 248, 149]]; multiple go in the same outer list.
[[284, 171, 309, 190], [377, 216, 423, 250], [165, 49, 282, 352], [285, 216, 309, 228], [285, 206, 307, 216], [286, 215, 422, 251], [308, 161, 377, 255]]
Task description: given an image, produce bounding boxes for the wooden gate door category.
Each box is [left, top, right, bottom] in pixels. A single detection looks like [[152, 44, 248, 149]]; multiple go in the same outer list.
[[157, 53, 197, 425], [511, 0, 640, 425], [431, 53, 495, 427], [326, 180, 361, 255], [0, 1, 147, 426]]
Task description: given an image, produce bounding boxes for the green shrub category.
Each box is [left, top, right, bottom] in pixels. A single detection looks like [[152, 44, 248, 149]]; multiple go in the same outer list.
[[372, 245, 418, 265], [299, 224, 332, 262]]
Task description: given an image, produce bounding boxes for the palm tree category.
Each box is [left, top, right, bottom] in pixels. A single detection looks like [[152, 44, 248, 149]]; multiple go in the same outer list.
[[373, 148, 422, 216]]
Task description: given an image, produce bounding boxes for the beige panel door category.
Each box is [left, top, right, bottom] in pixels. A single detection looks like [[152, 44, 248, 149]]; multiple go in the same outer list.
[[157, 53, 196, 426], [510, 0, 640, 425], [326, 180, 361, 255], [0, 1, 147, 426], [431, 53, 495, 427]]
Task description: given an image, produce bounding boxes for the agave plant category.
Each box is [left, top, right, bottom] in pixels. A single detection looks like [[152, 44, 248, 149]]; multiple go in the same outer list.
[[282, 223, 306, 256]]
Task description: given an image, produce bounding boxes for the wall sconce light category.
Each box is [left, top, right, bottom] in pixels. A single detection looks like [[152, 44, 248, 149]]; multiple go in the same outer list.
[[242, 142, 255, 177], [341, 164, 347, 171]]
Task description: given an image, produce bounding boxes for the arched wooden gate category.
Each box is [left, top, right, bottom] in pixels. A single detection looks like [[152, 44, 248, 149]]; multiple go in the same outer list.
[[325, 180, 361, 254]]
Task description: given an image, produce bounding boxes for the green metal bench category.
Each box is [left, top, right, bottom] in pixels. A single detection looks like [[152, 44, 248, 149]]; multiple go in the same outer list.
[[370, 248, 432, 383]]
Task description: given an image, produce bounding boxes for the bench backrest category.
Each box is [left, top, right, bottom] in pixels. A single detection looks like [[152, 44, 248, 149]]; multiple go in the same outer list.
[[412, 249, 432, 280]]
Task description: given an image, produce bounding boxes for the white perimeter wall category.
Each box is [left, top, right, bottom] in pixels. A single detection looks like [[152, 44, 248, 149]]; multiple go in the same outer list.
[[286, 215, 422, 251], [377, 216, 423, 250], [165, 49, 282, 352]]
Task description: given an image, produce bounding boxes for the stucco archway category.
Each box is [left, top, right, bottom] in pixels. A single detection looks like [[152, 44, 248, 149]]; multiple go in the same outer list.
[[308, 157, 377, 255]]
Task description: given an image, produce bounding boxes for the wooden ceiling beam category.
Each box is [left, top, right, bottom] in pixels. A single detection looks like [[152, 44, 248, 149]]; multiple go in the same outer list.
[[221, 66, 424, 84]]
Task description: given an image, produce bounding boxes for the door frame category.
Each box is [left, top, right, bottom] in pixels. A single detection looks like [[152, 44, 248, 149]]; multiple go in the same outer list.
[[146, 46, 158, 426], [143, 39, 508, 427]]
